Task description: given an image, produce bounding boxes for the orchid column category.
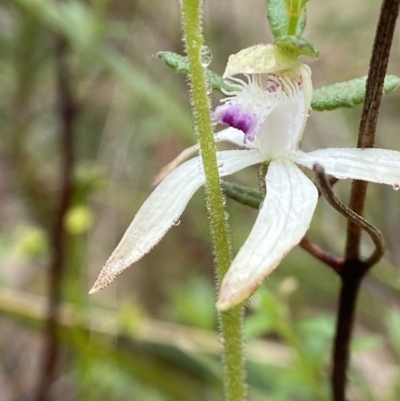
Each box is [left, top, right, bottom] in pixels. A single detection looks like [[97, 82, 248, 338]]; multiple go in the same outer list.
[[180, 0, 246, 400]]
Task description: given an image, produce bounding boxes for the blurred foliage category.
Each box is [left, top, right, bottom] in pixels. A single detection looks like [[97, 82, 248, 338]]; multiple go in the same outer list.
[[163, 275, 217, 330], [0, 0, 400, 400]]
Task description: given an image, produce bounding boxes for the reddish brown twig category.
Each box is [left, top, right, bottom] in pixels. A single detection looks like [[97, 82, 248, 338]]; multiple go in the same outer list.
[[33, 36, 77, 401], [332, 1, 400, 400], [313, 164, 385, 270], [300, 236, 344, 274]]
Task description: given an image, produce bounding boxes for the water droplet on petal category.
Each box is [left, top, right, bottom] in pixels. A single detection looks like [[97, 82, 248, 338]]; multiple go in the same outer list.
[[173, 219, 181, 226], [393, 183, 400, 191], [200, 45, 212, 68]]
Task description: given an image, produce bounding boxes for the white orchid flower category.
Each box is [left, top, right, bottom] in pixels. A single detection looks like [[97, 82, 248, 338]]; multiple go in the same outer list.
[[90, 44, 400, 311]]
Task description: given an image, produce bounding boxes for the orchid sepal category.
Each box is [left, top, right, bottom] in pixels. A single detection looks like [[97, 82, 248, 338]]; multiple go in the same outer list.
[[222, 44, 301, 78], [291, 148, 400, 185], [216, 159, 318, 310], [89, 150, 263, 294]]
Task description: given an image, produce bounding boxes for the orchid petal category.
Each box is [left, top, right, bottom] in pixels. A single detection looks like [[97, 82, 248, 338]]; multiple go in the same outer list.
[[90, 149, 263, 294], [152, 128, 253, 186], [215, 127, 255, 149], [292, 148, 400, 185], [216, 159, 318, 310]]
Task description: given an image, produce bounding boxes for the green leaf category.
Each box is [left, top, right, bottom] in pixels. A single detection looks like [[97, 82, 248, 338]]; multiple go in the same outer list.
[[223, 182, 261, 209], [275, 35, 319, 58], [296, 8, 307, 37], [156, 51, 190, 74], [267, 0, 289, 38], [311, 75, 400, 111], [267, 0, 307, 38], [156, 51, 232, 93]]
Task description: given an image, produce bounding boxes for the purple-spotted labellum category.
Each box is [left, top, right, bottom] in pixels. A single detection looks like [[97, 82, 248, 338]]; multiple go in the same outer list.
[[218, 106, 254, 141]]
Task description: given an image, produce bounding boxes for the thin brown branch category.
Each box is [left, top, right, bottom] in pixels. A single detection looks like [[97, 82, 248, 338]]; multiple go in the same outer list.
[[314, 163, 388, 399], [332, 259, 367, 401], [345, 0, 400, 260], [33, 36, 77, 401], [299, 174, 343, 272], [332, 2, 400, 399], [299, 236, 344, 273], [313, 164, 385, 268], [317, 176, 338, 197]]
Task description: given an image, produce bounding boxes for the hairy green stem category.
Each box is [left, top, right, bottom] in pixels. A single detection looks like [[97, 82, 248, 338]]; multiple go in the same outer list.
[[180, 1, 246, 400]]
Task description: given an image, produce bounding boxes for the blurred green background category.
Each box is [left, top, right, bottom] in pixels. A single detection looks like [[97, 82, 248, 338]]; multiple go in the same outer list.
[[1, 0, 400, 400]]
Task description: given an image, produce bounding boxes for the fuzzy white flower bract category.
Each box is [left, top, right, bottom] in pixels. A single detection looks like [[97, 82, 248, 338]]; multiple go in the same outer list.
[[90, 44, 400, 311]]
